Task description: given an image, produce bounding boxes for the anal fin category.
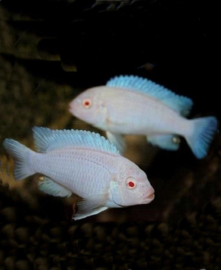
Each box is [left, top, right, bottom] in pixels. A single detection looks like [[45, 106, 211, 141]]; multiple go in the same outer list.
[[147, 134, 181, 151], [38, 176, 72, 197]]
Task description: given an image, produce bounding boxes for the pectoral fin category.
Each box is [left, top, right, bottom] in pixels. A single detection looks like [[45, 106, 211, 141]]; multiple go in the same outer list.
[[147, 134, 181, 151], [38, 176, 72, 197], [74, 195, 108, 220], [106, 131, 126, 153]]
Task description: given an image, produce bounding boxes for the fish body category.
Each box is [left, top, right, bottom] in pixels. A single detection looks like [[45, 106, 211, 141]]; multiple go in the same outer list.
[[73, 86, 189, 135], [3, 127, 154, 220], [69, 75, 218, 158]]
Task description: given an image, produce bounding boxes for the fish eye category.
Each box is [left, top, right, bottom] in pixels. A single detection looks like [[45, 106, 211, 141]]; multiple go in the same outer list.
[[126, 177, 137, 189], [82, 99, 92, 108]]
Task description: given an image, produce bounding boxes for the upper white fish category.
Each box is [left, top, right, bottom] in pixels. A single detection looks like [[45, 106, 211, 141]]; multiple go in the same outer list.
[[69, 75, 218, 159], [3, 127, 154, 220]]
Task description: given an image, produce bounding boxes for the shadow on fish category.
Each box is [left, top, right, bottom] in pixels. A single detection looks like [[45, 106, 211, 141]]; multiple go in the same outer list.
[[69, 75, 218, 159], [3, 127, 154, 220]]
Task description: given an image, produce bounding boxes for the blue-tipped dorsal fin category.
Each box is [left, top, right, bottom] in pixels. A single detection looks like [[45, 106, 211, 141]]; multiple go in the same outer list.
[[107, 75, 193, 116], [32, 127, 120, 155]]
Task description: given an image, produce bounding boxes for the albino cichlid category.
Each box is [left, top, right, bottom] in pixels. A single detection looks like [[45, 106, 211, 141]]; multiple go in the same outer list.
[[69, 75, 218, 159], [3, 127, 154, 220]]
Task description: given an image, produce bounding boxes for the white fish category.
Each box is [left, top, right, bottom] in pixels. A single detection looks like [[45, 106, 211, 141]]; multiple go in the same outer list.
[[3, 127, 154, 220], [69, 75, 218, 159]]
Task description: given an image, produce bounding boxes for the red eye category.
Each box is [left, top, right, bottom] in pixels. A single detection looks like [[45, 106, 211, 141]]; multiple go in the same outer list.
[[128, 181, 135, 188], [126, 177, 136, 189], [82, 99, 92, 108]]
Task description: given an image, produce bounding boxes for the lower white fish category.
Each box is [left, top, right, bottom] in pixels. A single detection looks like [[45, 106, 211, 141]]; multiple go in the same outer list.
[[3, 127, 154, 220], [69, 75, 218, 159]]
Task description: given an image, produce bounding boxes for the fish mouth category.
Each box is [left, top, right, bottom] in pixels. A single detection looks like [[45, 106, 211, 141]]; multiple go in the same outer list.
[[143, 188, 155, 203], [69, 103, 75, 115], [146, 193, 155, 201], [69, 102, 80, 119]]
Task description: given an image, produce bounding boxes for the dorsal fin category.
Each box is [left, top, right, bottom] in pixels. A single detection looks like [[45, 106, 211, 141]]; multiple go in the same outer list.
[[32, 127, 120, 155], [106, 75, 193, 116]]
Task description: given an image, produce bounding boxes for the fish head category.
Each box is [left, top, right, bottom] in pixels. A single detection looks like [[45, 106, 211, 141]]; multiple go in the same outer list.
[[69, 86, 108, 130], [109, 158, 155, 207]]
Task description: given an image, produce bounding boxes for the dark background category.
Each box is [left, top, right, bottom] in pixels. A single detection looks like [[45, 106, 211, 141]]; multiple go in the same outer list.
[[0, 0, 221, 269]]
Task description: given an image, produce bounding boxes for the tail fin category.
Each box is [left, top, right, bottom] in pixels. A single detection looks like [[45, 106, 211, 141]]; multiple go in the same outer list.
[[3, 139, 35, 180], [186, 117, 218, 159]]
